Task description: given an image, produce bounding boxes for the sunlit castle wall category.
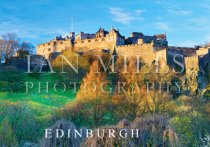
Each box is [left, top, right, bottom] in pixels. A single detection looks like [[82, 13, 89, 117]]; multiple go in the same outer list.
[[116, 41, 167, 64], [184, 56, 199, 74], [36, 40, 71, 59], [73, 29, 125, 54]]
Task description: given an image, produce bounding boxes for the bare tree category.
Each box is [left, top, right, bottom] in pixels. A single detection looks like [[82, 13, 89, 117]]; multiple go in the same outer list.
[[0, 33, 35, 61], [0, 39, 4, 61], [19, 41, 34, 54], [1, 33, 19, 60]]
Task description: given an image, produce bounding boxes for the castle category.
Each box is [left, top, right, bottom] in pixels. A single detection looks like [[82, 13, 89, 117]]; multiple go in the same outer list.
[[36, 27, 210, 90], [37, 27, 210, 73], [37, 27, 170, 64]]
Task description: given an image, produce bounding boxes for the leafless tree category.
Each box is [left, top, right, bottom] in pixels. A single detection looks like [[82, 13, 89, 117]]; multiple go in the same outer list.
[[0, 33, 34, 61], [19, 41, 34, 54], [0, 39, 4, 61], [1, 33, 19, 60]]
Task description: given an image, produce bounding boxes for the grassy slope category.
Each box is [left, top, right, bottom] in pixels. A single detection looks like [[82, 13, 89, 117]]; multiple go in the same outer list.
[[0, 72, 77, 119]]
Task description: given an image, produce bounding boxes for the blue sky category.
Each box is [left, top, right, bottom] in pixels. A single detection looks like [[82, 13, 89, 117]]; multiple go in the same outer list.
[[1, 0, 210, 47]]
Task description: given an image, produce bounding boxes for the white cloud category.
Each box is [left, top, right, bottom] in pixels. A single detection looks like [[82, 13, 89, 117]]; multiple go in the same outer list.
[[191, 18, 209, 23], [168, 8, 191, 16], [155, 1, 191, 16], [109, 7, 144, 24], [200, 1, 210, 10], [186, 18, 210, 32], [155, 22, 171, 31], [0, 18, 37, 39], [0, 16, 68, 42], [190, 18, 210, 26], [134, 9, 145, 15]]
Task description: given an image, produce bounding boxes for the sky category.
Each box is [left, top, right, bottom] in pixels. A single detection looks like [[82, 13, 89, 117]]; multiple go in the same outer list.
[[1, 0, 210, 47]]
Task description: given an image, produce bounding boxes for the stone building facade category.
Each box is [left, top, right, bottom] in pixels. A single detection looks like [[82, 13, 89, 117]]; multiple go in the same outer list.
[[36, 27, 210, 89], [36, 27, 168, 61], [167, 46, 210, 91]]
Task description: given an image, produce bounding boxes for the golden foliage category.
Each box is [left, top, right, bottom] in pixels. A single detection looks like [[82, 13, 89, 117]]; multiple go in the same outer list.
[[76, 60, 110, 102]]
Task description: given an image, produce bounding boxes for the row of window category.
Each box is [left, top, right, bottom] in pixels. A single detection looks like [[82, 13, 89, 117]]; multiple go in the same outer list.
[[41, 36, 119, 47], [41, 47, 68, 53], [42, 42, 64, 46], [75, 37, 118, 44], [75, 38, 105, 44], [42, 37, 118, 46]]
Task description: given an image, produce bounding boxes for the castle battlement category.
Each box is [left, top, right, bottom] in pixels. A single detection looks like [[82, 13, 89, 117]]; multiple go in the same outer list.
[[116, 41, 154, 48], [36, 27, 210, 78], [74, 36, 117, 44], [116, 44, 139, 48], [184, 56, 199, 60], [36, 27, 168, 59]]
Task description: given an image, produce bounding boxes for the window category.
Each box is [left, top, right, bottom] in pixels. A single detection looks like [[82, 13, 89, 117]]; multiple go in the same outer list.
[[60, 42, 63, 44], [88, 40, 91, 42], [48, 48, 51, 52]]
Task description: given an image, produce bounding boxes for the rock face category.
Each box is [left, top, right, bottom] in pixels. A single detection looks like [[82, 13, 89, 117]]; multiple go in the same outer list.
[[82, 119, 136, 147], [41, 116, 181, 147], [40, 119, 83, 147], [131, 115, 180, 147], [82, 115, 181, 147]]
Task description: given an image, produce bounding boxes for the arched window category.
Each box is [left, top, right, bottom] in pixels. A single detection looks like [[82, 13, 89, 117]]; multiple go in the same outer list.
[[48, 48, 51, 52]]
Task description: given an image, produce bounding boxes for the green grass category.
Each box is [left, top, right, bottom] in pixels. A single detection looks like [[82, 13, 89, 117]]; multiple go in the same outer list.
[[0, 72, 79, 120], [0, 92, 76, 120], [0, 92, 75, 107]]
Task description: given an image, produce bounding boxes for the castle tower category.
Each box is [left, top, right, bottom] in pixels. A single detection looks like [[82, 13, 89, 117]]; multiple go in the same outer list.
[[96, 28, 108, 38], [69, 32, 75, 49], [69, 32, 75, 40]]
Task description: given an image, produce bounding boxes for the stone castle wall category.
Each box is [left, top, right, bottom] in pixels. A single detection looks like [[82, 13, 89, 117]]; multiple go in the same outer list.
[[196, 48, 209, 56], [37, 40, 71, 58], [36, 29, 210, 78], [155, 49, 167, 64], [198, 51, 210, 69], [36, 29, 125, 58], [74, 36, 124, 53], [116, 43, 166, 63], [184, 56, 199, 74]]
